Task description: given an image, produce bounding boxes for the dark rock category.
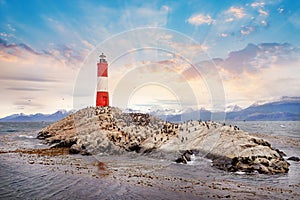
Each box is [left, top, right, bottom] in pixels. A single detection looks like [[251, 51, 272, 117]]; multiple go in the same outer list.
[[287, 156, 300, 162], [28, 160, 34, 164], [275, 148, 287, 157], [50, 138, 77, 148], [141, 147, 156, 154], [212, 157, 233, 171], [175, 150, 195, 164], [175, 155, 187, 164], [225, 155, 290, 174], [250, 138, 271, 147], [258, 164, 270, 174], [37, 131, 51, 139], [69, 146, 81, 154], [80, 149, 91, 156], [183, 150, 193, 161], [128, 144, 142, 153], [184, 154, 191, 161]]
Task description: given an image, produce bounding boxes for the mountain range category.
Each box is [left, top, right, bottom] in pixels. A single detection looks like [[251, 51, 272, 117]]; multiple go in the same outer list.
[[154, 96, 300, 122], [0, 97, 299, 122], [0, 110, 73, 122]]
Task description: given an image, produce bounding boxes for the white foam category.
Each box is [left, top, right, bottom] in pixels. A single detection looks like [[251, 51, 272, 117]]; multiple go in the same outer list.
[[191, 154, 196, 161], [18, 135, 35, 139], [235, 171, 246, 175]]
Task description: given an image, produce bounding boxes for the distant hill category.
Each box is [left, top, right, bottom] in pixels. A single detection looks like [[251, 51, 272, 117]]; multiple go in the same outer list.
[[226, 97, 300, 121], [155, 97, 300, 121], [0, 110, 72, 122]]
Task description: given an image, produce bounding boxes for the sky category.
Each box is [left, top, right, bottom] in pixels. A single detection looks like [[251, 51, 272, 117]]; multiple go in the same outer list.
[[0, 0, 300, 117]]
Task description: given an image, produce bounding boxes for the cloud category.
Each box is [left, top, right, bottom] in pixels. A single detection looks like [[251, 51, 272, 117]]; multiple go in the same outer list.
[[0, 39, 78, 116], [0, 32, 14, 38], [261, 20, 268, 26], [110, 42, 300, 110], [13, 100, 45, 108], [170, 42, 208, 52], [251, 2, 265, 8], [161, 5, 171, 12], [120, 5, 170, 27], [225, 18, 235, 22], [0, 38, 40, 55], [277, 7, 284, 13], [217, 43, 299, 75], [6, 24, 16, 32], [258, 9, 268, 16], [222, 43, 259, 74], [1, 75, 58, 82], [209, 3, 270, 39], [6, 87, 45, 91], [189, 43, 300, 107], [0, 39, 85, 66], [187, 14, 214, 26], [81, 40, 95, 50], [240, 26, 255, 35], [226, 7, 246, 19], [46, 17, 66, 33], [0, 39, 47, 62], [220, 33, 228, 37]]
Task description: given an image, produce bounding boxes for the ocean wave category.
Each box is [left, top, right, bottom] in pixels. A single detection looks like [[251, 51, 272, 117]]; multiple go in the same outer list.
[[5, 129, 18, 133]]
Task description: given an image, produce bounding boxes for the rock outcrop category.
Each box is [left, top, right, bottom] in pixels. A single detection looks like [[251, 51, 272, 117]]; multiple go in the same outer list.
[[287, 156, 300, 162], [37, 106, 290, 174]]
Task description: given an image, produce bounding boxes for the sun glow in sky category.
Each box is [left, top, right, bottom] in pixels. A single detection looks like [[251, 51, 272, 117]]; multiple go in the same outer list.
[[0, 0, 300, 117]]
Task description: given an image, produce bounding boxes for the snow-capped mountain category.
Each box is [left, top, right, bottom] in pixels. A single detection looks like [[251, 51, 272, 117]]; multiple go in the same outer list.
[[225, 105, 243, 112], [0, 110, 73, 122], [226, 96, 300, 121], [149, 107, 195, 116], [153, 96, 300, 121], [250, 96, 300, 107]]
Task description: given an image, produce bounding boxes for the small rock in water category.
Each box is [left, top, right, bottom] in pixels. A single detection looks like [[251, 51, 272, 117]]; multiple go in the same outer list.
[[287, 156, 300, 162], [28, 160, 34, 164], [175, 156, 188, 164], [175, 150, 195, 164]]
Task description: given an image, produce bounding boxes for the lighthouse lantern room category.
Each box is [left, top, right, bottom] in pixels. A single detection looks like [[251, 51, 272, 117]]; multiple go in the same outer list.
[[96, 53, 109, 107]]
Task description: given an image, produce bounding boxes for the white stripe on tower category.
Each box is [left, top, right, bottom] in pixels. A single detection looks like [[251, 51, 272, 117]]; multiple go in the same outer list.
[[97, 76, 108, 91]]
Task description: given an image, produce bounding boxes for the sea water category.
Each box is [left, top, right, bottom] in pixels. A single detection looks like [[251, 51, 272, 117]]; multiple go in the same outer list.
[[226, 121, 300, 138]]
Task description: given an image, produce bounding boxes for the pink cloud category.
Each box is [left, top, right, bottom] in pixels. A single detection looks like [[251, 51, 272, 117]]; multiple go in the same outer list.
[[0, 39, 86, 67], [258, 9, 268, 16], [187, 14, 214, 26], [226, 7, 246, 19], [251, 2, 265, 8], [240, 26, 255, 35]]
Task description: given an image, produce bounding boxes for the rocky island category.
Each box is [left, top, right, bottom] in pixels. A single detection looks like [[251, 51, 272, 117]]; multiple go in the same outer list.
[[37, 106, 290, 174]]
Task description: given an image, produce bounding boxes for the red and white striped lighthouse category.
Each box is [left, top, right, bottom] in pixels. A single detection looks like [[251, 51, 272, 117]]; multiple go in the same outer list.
[[96, 53, 109, 107]]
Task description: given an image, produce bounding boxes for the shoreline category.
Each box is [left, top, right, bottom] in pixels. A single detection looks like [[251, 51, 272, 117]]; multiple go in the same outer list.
[[0, 148, 299, 199]]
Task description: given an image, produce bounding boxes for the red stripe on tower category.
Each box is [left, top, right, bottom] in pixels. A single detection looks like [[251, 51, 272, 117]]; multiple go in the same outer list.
[[96, 53, 109, 107]]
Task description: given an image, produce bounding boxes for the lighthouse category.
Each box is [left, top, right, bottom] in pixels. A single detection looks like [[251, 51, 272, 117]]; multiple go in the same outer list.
[[96, 53, 109, 107]]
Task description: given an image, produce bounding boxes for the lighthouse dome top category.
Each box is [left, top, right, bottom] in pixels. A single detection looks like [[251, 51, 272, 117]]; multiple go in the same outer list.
[[99, 53, 107, 63]]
